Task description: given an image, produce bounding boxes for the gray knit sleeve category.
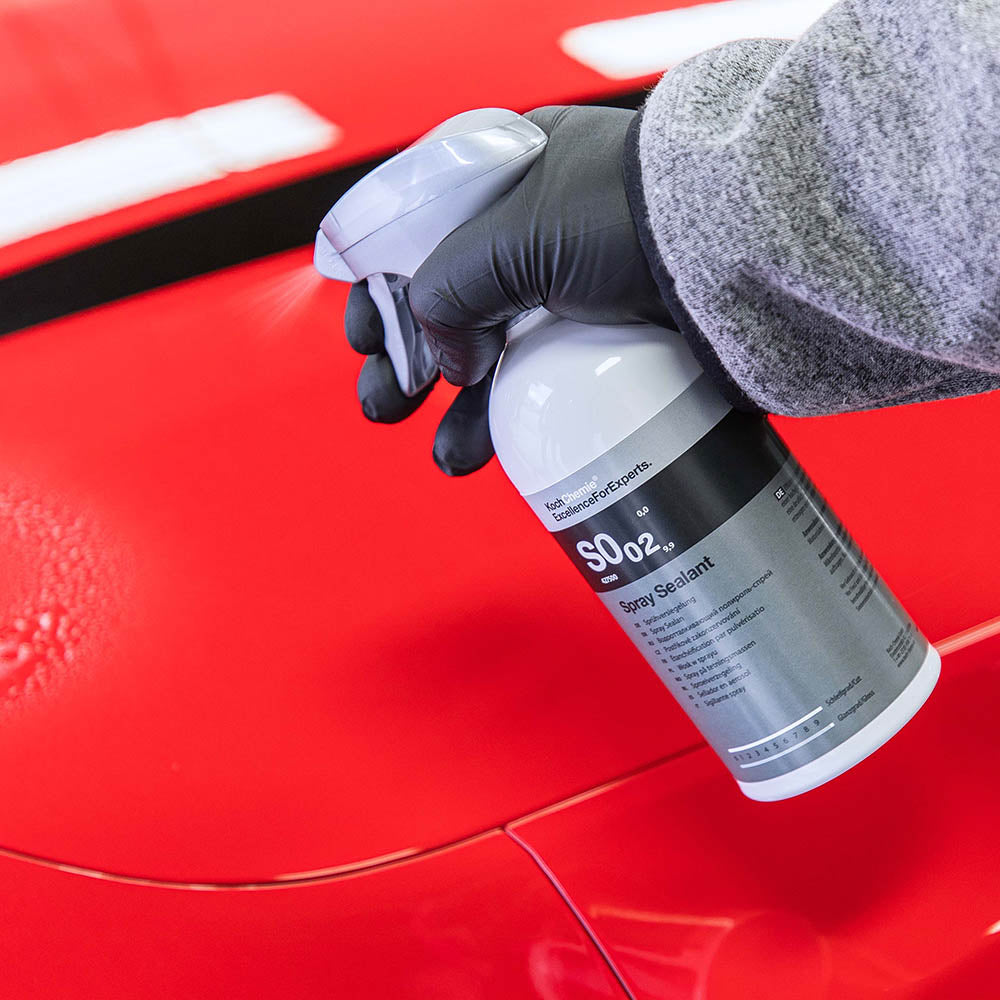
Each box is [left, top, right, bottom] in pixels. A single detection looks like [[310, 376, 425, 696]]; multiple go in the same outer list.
[[623, 0, 1000, 415]]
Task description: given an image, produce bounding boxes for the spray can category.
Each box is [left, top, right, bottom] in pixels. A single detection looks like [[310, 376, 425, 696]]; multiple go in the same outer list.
[[315, 109, 939, 801]]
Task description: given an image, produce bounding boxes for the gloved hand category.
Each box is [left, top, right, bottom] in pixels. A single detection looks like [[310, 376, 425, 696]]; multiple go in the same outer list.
[[344, 104, 673, 475]]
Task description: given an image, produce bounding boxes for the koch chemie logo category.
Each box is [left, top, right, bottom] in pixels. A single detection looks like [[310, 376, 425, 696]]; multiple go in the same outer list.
[[561, 476, 601, 504], [545, 462, 653, 524], [544, 476, 601, 512]]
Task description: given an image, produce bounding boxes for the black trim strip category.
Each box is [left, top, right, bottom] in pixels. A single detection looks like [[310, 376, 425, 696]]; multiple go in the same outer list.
[[0, 89, 652, 337], [0, 157, 384, 337]]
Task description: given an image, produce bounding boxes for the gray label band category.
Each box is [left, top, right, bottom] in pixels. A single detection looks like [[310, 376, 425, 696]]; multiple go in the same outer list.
[[553, 412, 788, 592]]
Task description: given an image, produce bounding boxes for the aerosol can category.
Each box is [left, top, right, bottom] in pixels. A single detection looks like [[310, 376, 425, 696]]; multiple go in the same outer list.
[[314, 109, 940, 801]]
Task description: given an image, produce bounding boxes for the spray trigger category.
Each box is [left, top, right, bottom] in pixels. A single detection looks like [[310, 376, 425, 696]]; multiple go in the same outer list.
[[367, 272, 438, 396], [313, 108, 547, 398]]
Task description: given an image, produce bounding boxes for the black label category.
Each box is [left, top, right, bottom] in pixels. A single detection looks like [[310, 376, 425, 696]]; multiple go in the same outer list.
[[552, 413, 790, 592]]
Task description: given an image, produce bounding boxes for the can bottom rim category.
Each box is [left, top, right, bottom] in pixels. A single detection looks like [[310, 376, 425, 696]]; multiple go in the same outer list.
[[737, 643, 941, 802]]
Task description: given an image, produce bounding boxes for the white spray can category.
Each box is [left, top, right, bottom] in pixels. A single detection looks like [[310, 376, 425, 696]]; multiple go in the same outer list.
[[315, 109, 940, 801]]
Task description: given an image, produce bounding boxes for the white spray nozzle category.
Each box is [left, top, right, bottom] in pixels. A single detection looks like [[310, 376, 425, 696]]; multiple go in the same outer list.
[[314, 109, 547, 396]]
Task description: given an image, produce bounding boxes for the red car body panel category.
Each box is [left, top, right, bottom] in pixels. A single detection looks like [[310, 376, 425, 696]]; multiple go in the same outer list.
[[0, 251, 700, 883], [0, 0, 671, 277], [0, 831, 623, 998], [511, 633, 1000, 1000], [1, 248, 998, 998]]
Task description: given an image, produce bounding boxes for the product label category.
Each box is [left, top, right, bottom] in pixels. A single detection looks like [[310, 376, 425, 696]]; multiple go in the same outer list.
[[525, 376, 928, 784]]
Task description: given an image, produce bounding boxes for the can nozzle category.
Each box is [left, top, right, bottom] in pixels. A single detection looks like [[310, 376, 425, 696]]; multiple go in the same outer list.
[[314, 109, 547, 396]]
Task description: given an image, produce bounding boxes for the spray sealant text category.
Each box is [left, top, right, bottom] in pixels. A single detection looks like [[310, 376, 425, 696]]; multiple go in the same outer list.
[[617, 554, 717, 614]]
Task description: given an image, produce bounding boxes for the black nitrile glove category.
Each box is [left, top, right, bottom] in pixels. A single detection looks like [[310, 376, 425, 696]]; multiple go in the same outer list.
[[344, 105, 673, 476]]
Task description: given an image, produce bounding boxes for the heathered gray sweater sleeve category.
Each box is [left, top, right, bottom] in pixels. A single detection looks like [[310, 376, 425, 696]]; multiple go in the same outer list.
[[623, 0, 1000, 415]]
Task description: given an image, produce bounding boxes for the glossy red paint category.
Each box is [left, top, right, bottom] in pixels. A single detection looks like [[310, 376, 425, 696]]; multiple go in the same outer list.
[[0, 248, 697, 883], [1, 247, 997, 891], [510, 633, 1000, 1000], [2, 0, 997, 991], [0, 832, 624, 999], [0, 0, 675, 275]]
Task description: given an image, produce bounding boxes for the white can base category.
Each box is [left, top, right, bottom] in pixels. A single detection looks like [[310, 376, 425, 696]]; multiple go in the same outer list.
[[737, 644, 941, 802]]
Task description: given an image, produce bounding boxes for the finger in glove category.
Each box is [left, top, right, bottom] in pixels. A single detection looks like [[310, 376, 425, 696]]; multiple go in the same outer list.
[[432, 373, 495, 476], [357, 353, 437, 423], [345, 281, 386, 355]]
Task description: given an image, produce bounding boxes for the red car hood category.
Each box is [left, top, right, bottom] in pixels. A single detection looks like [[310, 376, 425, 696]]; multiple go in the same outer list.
[[0, 246, 997, 883]]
